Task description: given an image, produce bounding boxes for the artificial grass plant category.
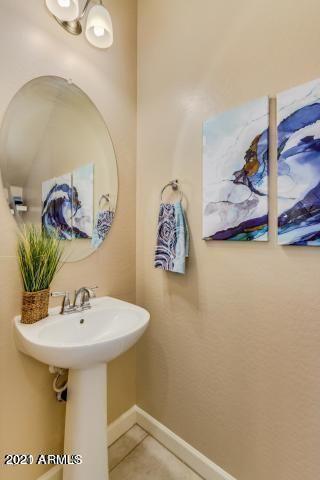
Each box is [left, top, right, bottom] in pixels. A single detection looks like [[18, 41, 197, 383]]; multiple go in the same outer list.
[[18, 225, 64, 293]]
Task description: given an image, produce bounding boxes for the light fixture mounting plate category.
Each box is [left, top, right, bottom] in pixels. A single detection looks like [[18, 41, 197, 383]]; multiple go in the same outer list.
[[53, 16, 82, 36]]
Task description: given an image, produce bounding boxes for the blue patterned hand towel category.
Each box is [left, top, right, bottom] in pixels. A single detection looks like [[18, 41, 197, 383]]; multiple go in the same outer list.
[[91, 210, 114, 249], [155, 202, 189, 274]]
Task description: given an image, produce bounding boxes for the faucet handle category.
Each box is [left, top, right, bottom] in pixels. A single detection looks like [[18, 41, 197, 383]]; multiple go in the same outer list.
[[51, 291, 68, 298], [51, 291, 71, 314], [87, 286, 98, 298]]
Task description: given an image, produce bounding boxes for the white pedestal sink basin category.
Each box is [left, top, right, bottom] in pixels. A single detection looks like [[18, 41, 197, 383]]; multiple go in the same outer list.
[[14, 296, 150, 480]]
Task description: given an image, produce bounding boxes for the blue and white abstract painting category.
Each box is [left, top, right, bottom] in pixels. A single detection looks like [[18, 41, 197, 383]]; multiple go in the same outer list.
[[277, 78, 320, 246], [42, 173, 73, 240], [203, 97, 269, 241], [42, 163, 94, 240]]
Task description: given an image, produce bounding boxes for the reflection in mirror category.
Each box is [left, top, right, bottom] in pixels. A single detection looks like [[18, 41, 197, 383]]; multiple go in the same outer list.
[[0, 76, 118, 262]]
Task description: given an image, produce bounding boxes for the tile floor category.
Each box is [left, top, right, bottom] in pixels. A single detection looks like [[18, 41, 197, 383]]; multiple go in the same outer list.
[[109, 425, 203, 479]]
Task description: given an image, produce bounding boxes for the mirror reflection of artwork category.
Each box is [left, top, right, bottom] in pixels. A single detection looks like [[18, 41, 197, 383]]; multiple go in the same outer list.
[[42, 173, 73, 240], [203, 97, 269, 241], [277, 78, 320, 246], [72, 163, 94, 239], [42, 164, 94, 240]]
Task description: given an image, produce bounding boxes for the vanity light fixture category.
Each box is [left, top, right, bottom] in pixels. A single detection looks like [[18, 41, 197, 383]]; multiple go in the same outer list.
[[45, 0, 113, 49]]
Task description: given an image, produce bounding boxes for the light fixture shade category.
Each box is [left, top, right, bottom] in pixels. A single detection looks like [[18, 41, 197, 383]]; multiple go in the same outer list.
[[85, 5, 113, 49], [45, 0, 80, 22]]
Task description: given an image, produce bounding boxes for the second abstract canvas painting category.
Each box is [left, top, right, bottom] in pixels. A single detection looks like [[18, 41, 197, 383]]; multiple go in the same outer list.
[[277, 78, 320, 246], [203, 97, 269, 241]]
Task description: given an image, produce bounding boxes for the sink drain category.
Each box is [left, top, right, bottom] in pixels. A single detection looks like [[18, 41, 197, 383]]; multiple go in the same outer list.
[[80, 319, 85, 324]]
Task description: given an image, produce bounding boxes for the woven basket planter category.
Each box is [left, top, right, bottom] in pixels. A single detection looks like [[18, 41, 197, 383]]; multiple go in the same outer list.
[[21, 289, 50, 324]]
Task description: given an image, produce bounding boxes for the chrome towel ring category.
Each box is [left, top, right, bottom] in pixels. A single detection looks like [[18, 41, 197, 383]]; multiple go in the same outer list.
[[160, 179, 183, 202], [99, 193, 110, 208]]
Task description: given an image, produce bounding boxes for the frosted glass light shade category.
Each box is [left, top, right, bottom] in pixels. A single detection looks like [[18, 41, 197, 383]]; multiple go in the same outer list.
[[86, 5, 113, 49], [45, 0, 80, 22]]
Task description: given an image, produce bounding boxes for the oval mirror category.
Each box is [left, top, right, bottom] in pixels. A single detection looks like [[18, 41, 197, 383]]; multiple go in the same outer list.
[[0, 76, 118, 262]]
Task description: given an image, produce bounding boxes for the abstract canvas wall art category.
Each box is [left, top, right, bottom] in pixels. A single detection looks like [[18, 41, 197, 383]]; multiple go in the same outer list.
[[277, 78, 320, 246], [42, 173, 73, 240], [203, 97, 269, 241], [72, 163, 94, 239], [42, 163, 94, 240]]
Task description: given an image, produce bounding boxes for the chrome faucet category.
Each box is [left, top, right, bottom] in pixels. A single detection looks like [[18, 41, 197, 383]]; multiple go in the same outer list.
[[51, 286, 98, 315], [73, 286, 97, 311]]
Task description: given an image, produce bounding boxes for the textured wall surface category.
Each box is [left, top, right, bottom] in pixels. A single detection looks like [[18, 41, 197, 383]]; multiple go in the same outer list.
[[136, 1, 320, 479], [0, 1, 137, 479]]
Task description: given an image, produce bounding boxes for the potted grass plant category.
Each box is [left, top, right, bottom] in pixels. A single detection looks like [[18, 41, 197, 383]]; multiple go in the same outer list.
[[18, 225, 63, 324]]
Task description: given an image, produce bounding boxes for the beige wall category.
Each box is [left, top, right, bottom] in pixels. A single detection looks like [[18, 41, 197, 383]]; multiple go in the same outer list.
[[0, 1, 137, 479], [136, 1, 320, 480]]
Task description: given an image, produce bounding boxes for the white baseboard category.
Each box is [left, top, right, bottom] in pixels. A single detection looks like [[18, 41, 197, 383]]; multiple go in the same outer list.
[[135, 406, 237, 480], [38, 405, 236, 480], [108, 406, 137, 446]]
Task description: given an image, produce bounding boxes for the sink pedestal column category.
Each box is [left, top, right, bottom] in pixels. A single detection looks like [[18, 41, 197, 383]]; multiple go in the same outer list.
[[63, 363, 108, 480]]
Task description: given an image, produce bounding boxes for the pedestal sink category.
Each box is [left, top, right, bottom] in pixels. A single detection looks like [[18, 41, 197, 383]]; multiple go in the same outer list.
[[14, 296, 150, 480]]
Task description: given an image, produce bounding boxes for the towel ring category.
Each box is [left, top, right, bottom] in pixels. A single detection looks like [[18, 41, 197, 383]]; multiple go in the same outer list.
[[161, 180, 183, 202], [99, 194, 110, 208]]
